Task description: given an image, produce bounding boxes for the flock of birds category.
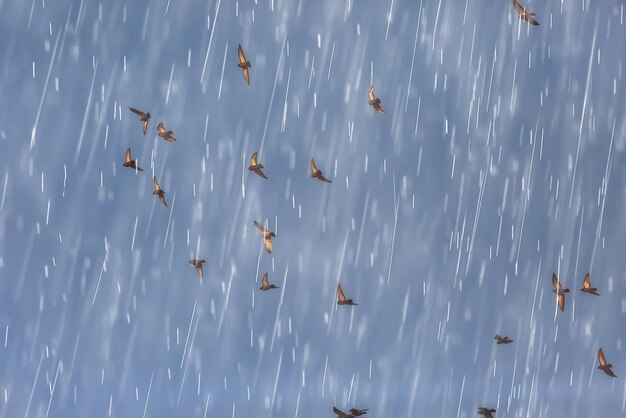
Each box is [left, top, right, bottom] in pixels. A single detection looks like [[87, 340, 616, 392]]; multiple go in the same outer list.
[[116, 1, 616, 416]]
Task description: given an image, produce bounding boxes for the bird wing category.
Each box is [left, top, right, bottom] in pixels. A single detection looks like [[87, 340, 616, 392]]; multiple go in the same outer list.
[[238, 44, 247, 64], [255, 168, 269, 179], [337, 284, 346, 302], [512, 0, 525, 15], [368, 84, 375, 101], [250, 152, 258, 166], [333, 407, 348, 417], [552, 273, 560, 290], [261, 273, 269, 287], [129, 107, 145, 117], [254, 220, 266, 233], [157, 122, 166, 134], [196, 263, 204, 278], [153, 176, 161, 192], [310, 158, 318, 174], [582, 273, 591, 289], [125, 148, 132, 163], [598, 348, 607, 366], [526, 14, 540, 25], [558, 293, 565, 311], [243, 67, 250, 85], [264, 237, 272, 254]]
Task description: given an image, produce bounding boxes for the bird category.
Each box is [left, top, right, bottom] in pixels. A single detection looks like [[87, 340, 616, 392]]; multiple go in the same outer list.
[[310, 158, 332, 183], [512, 0, 540, 25], [368, 84, 386, 113], [237, 44, 251, 85], [551, 273, 570, 312], [129, 107, 150, 135], [156, 122, 176, 142], [189, 259, 205, 278], [333, 406, 354, 418], [253, 220, 276, 254], [152, 176, 168, 207], [122, 148, 143, 171], [494, 335, 513, 344], [248, 152, 268, 179], [477, 407, 496, 418], [259, 272, 279, 291], [598, 348, 617, 378], [349, 409, 369, 417], [337, 284, 357, 306], [580, 272, 600, 296]]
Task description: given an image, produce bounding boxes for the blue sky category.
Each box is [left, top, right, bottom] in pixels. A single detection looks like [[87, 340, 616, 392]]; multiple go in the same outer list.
[[1, 0, 626, 416]]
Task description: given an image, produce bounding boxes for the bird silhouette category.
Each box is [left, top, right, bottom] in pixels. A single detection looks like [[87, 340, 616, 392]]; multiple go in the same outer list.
[[337, 284, 357, 306], [598, 348, 617, 378], [156, 122, 176, 142], [237, 44, 251, 85], [310, 158, 332, 183], [259, 272, 279, 291], [122, 148, 143, 171], [478, 407, 496, 418], [189, 259, 205, 279], [248, 152, 268, 179], [368, 84, 385, 113], [152, 176, 168, 207], [494, 335, 513, 344], [551, 273, 570, 312], [129, 107, 150, 135], [512, 0, 540, 25], [580, 273, 599, 296], [253, 220, 276, 254]]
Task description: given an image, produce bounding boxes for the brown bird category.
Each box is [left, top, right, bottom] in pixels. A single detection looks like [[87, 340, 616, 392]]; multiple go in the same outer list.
[[310, 158, 332, 183], [189, 259, 205, 278], [123, 148, 144, 171], [333, 407, 354, 418], [349, 409, 368, 416], [156, 122, 176, 142], [368, 84, 386, 113], [253, 220, 276, 254], [337, 283, 357, 306], [512, 0, 540, 25], [598, 348, 617, 378], [477, 407, 496, 418], [551, 273, 570, 312], [580, 272, 600, 296], [248, 152, 268, 179], [259, 272, 279, 291], [129, 107, 150, 135], [237, 44, 251, 85], [494, 335, 513, 344], [152, 176, 168, 207]]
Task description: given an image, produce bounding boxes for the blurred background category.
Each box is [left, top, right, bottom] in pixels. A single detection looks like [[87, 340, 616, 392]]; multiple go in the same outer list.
[[0, 0, 625, 416]]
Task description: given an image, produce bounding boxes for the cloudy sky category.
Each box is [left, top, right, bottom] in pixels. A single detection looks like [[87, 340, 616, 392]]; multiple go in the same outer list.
[[1, 0, 626, 416]]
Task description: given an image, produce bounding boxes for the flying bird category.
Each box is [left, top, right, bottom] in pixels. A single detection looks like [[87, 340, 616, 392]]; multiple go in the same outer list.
[[349, 409, 369, 417], [368, 84, 386, 113], [333, 407, 354, 418], [337, 284, 357, 306], [598, 348, 617, 378], [152, 176, 168, 207], [580, 273, 600, 296], [156, 122, 176, 142], [478, 407, 496, 418], [189, 259, 205, 278], [248, 152, 268, 179], [129, 107, 150, 135], [259, 273, 279, 291], [551, 273, 570, 312], [122, 148, 143, 171], [494, 335, 513, 344], [237, 44, 251, 85], [254, 220, 276, 254], [310, 158, 332, 183], [512, 0, 540, 25]]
